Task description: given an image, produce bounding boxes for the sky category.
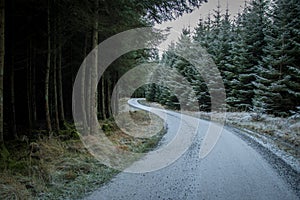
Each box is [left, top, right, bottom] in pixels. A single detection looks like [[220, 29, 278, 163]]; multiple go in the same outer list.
[[155, 0, 248, 52]]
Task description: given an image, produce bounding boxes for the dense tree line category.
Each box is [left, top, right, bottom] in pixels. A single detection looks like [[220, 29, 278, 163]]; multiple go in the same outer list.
[[0, 0, 208, 142], [146, 0, 300, 116]]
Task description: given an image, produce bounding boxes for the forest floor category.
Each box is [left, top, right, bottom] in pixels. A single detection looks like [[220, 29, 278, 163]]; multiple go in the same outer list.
[[0, 99, 165, 199], [139, 100, 300, 171]]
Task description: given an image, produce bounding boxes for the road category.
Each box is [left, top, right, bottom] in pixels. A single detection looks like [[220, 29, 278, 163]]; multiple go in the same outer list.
[[86, 99, 299, 200]]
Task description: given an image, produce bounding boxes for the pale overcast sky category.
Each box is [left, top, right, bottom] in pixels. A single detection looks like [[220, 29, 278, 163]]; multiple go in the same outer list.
[[155, 0, 248, 52]]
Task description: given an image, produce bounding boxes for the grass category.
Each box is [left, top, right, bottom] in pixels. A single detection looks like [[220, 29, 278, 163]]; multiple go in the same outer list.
[[0, 107, 166, 199], [197, 112, 300, 148], [140, 100, 300, 159], [100, 110, 165, 154], [0, 134, 119, 200]]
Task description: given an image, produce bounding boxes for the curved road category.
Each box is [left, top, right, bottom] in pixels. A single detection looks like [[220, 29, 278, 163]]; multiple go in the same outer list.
[[86, 99, 299, 200]]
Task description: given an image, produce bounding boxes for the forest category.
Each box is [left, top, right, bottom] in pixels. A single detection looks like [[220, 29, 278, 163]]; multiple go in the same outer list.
[[146, 0, 300, 117], [0, 0, 208, 142], [0, 0, 299, 199], [0, 0, 210, 198]]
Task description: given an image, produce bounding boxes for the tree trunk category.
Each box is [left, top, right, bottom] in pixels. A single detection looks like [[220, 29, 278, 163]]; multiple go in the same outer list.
[[101, 76, 106, 120], [32, 47, 37, 126], [57, 16, 64, 127], [113, 72, 119, 115], [0, 0, 5, 142], [99, 77, 104, 119], [90, 1, 99, 134], [9, 0, 17, 139], [53, 41, 59, 131], [86, 64, 91, 130], [27, 41, 32, 133], [11, 55, 17, 138], [85, 32, 92, 131], [52, 12, 59, 131], [106, 78, 112, 118], [58, 44, 64, 126], [81, 33, 88, 130], [45, 1, 52, 132], [98, 77, 102, 119]]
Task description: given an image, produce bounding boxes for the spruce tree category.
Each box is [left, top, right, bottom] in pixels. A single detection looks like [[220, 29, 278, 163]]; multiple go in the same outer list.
[[254, 0, 300, 115], [224, 12, 255, 110]]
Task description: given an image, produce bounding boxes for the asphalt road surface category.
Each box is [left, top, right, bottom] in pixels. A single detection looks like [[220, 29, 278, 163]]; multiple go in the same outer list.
[[85, 99, 299, 200]]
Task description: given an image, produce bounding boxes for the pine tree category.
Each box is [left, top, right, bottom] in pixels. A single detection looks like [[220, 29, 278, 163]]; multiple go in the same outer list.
[[149, 30, 209, 111], [145, 83, 157, 102], [146, 0, 299, 116], [231, 0, 271, 114], [242, 0, 270, 66], [195, 4, 235, 110], [254, 0, 300, 116], [224, 12, 256, 110]]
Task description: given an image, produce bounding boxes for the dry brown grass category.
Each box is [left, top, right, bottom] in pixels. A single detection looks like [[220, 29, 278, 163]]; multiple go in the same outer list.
[[0, 174, 31, 200], [0, 136, 118, 199], [0, 101, 166, 199]]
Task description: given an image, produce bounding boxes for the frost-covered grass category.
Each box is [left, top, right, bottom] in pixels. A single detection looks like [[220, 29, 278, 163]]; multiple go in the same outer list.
[[195, 112, 298, 140], [195, 111, 299, 151], [192, 111, 300, 171], [140, 100, 300, 160]]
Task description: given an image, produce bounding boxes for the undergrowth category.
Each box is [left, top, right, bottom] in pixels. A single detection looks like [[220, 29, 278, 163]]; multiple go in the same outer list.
[[0, 128, 118, 200], [0, 110, 165, 199]]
